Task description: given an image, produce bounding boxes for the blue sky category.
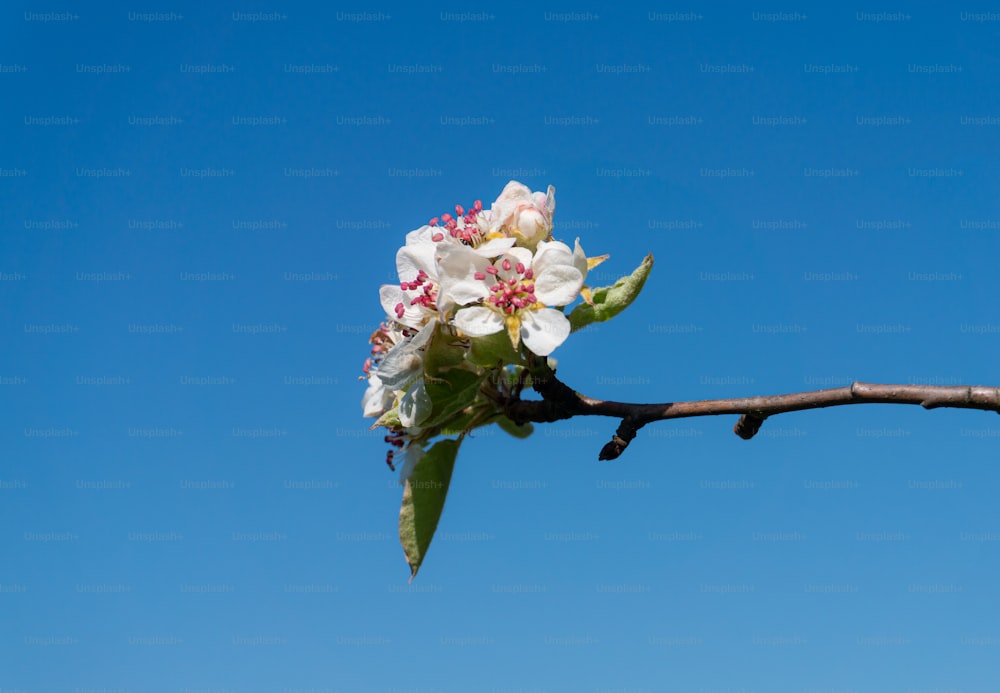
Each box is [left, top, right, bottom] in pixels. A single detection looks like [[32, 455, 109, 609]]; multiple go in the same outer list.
[[3, 3, 1000, 692]]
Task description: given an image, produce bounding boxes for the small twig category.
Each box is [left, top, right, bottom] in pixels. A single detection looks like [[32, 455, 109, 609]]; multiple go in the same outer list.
[[503, 368, 1000, 460]]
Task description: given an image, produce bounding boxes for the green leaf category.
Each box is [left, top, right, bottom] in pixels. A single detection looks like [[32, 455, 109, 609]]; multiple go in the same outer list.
[[421, 324, 486, 429], [423, 368, 485, 429], [568, 253, 654, 332], [439, 409, 479, 435], [399, 438, 460, 581], [495, 415, 534, 439]]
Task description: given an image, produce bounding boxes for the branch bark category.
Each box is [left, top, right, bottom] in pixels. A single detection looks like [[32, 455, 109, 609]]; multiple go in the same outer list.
[[503, 360, 1000, 460]]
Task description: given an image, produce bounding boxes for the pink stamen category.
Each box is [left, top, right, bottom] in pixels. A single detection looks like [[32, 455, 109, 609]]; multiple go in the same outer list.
[[474, 271, 486, 280]]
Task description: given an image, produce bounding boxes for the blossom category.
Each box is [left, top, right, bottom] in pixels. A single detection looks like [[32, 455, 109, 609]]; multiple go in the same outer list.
[[379, 232, 443, 330], [488, 180, 555, 251], [439, 240, 584, 356], [428, 200, 491, 247]]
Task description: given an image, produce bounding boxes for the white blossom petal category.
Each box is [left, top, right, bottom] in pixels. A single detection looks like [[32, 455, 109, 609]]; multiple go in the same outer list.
[[379, 285, 426, 329], [534, 264, 583, 307], [361, 374, 395, 418], [520, 309, 571, 356], [532, 240, 575, 276], [572, 238, 588, 279], [377, 345, 422, 391], [404, 225, 436, 247], [397, 242, 436, 283], [499, 246, 533, 271], [474, 236, 516, 256], [437, 244, 491, 305], [397, 443, 425, 485], [453, 306, 505, 337], [376, 320, 436, 390], [398, 379, 431, 428]]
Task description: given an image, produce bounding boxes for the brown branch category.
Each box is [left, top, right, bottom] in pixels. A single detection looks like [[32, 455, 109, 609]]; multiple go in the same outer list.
[[504, 362, 1000, 460]]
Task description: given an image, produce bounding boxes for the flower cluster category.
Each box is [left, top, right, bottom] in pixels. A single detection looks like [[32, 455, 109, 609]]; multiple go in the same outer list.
[[361, 180, 605, 471], [360, 180, 654, 578]]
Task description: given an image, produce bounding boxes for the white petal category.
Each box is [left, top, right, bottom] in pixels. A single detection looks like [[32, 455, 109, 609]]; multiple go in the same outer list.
[[376, 319, 437, 390], [453, 306, 504, 337], [534, 265, 583, 307], [572, 238, 588, 279], [500, 180, 532, 201], [379, 284, 426, 329], [489, 181, 533, 232], [379, 284, 404, 317], [410, 318, 437, 348], [397, 242, 436, 283], [474, 237, 516, 257], [404, 225, 436, 247], [520, 309, 570, 356], [496, 247, 533, 278], [361, 375, 393, 417], [437, 244, 491, 305], [376, 345, 422, 390], [532, 240, 575, 276], [398, 379, 431, 428], [397, 443, 425, 485]]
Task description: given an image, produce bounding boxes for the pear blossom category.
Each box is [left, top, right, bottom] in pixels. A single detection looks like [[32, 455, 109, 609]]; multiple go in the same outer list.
[[428, 199, 492, 247], [440, 240, 584, 356], [379, 234, 443, 329], [362, 181, 625, 473], [489, 180, 555, 251]]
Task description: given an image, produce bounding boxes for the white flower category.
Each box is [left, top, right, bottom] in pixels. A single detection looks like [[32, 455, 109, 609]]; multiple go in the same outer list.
[[382, 227, 517, 330], [379, 231, 443, 329], [440, 240, 583, 356], [488, 180, 555, 251]]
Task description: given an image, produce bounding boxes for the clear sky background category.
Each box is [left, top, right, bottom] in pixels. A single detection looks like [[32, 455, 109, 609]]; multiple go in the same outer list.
[[3, 3, 1000, 692]]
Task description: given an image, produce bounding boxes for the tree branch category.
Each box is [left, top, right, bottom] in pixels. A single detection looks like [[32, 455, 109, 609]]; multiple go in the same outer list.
[[503, 360, 1000, 460]]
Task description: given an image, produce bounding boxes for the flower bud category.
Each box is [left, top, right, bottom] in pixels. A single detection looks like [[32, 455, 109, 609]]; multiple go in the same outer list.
[[489, 181, 555, 250]]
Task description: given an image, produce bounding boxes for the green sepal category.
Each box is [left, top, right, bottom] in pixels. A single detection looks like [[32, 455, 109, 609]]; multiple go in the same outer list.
[[421, 324, 487, 429], [568, 253, 654, 332], [371, 406, 400, 431]]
